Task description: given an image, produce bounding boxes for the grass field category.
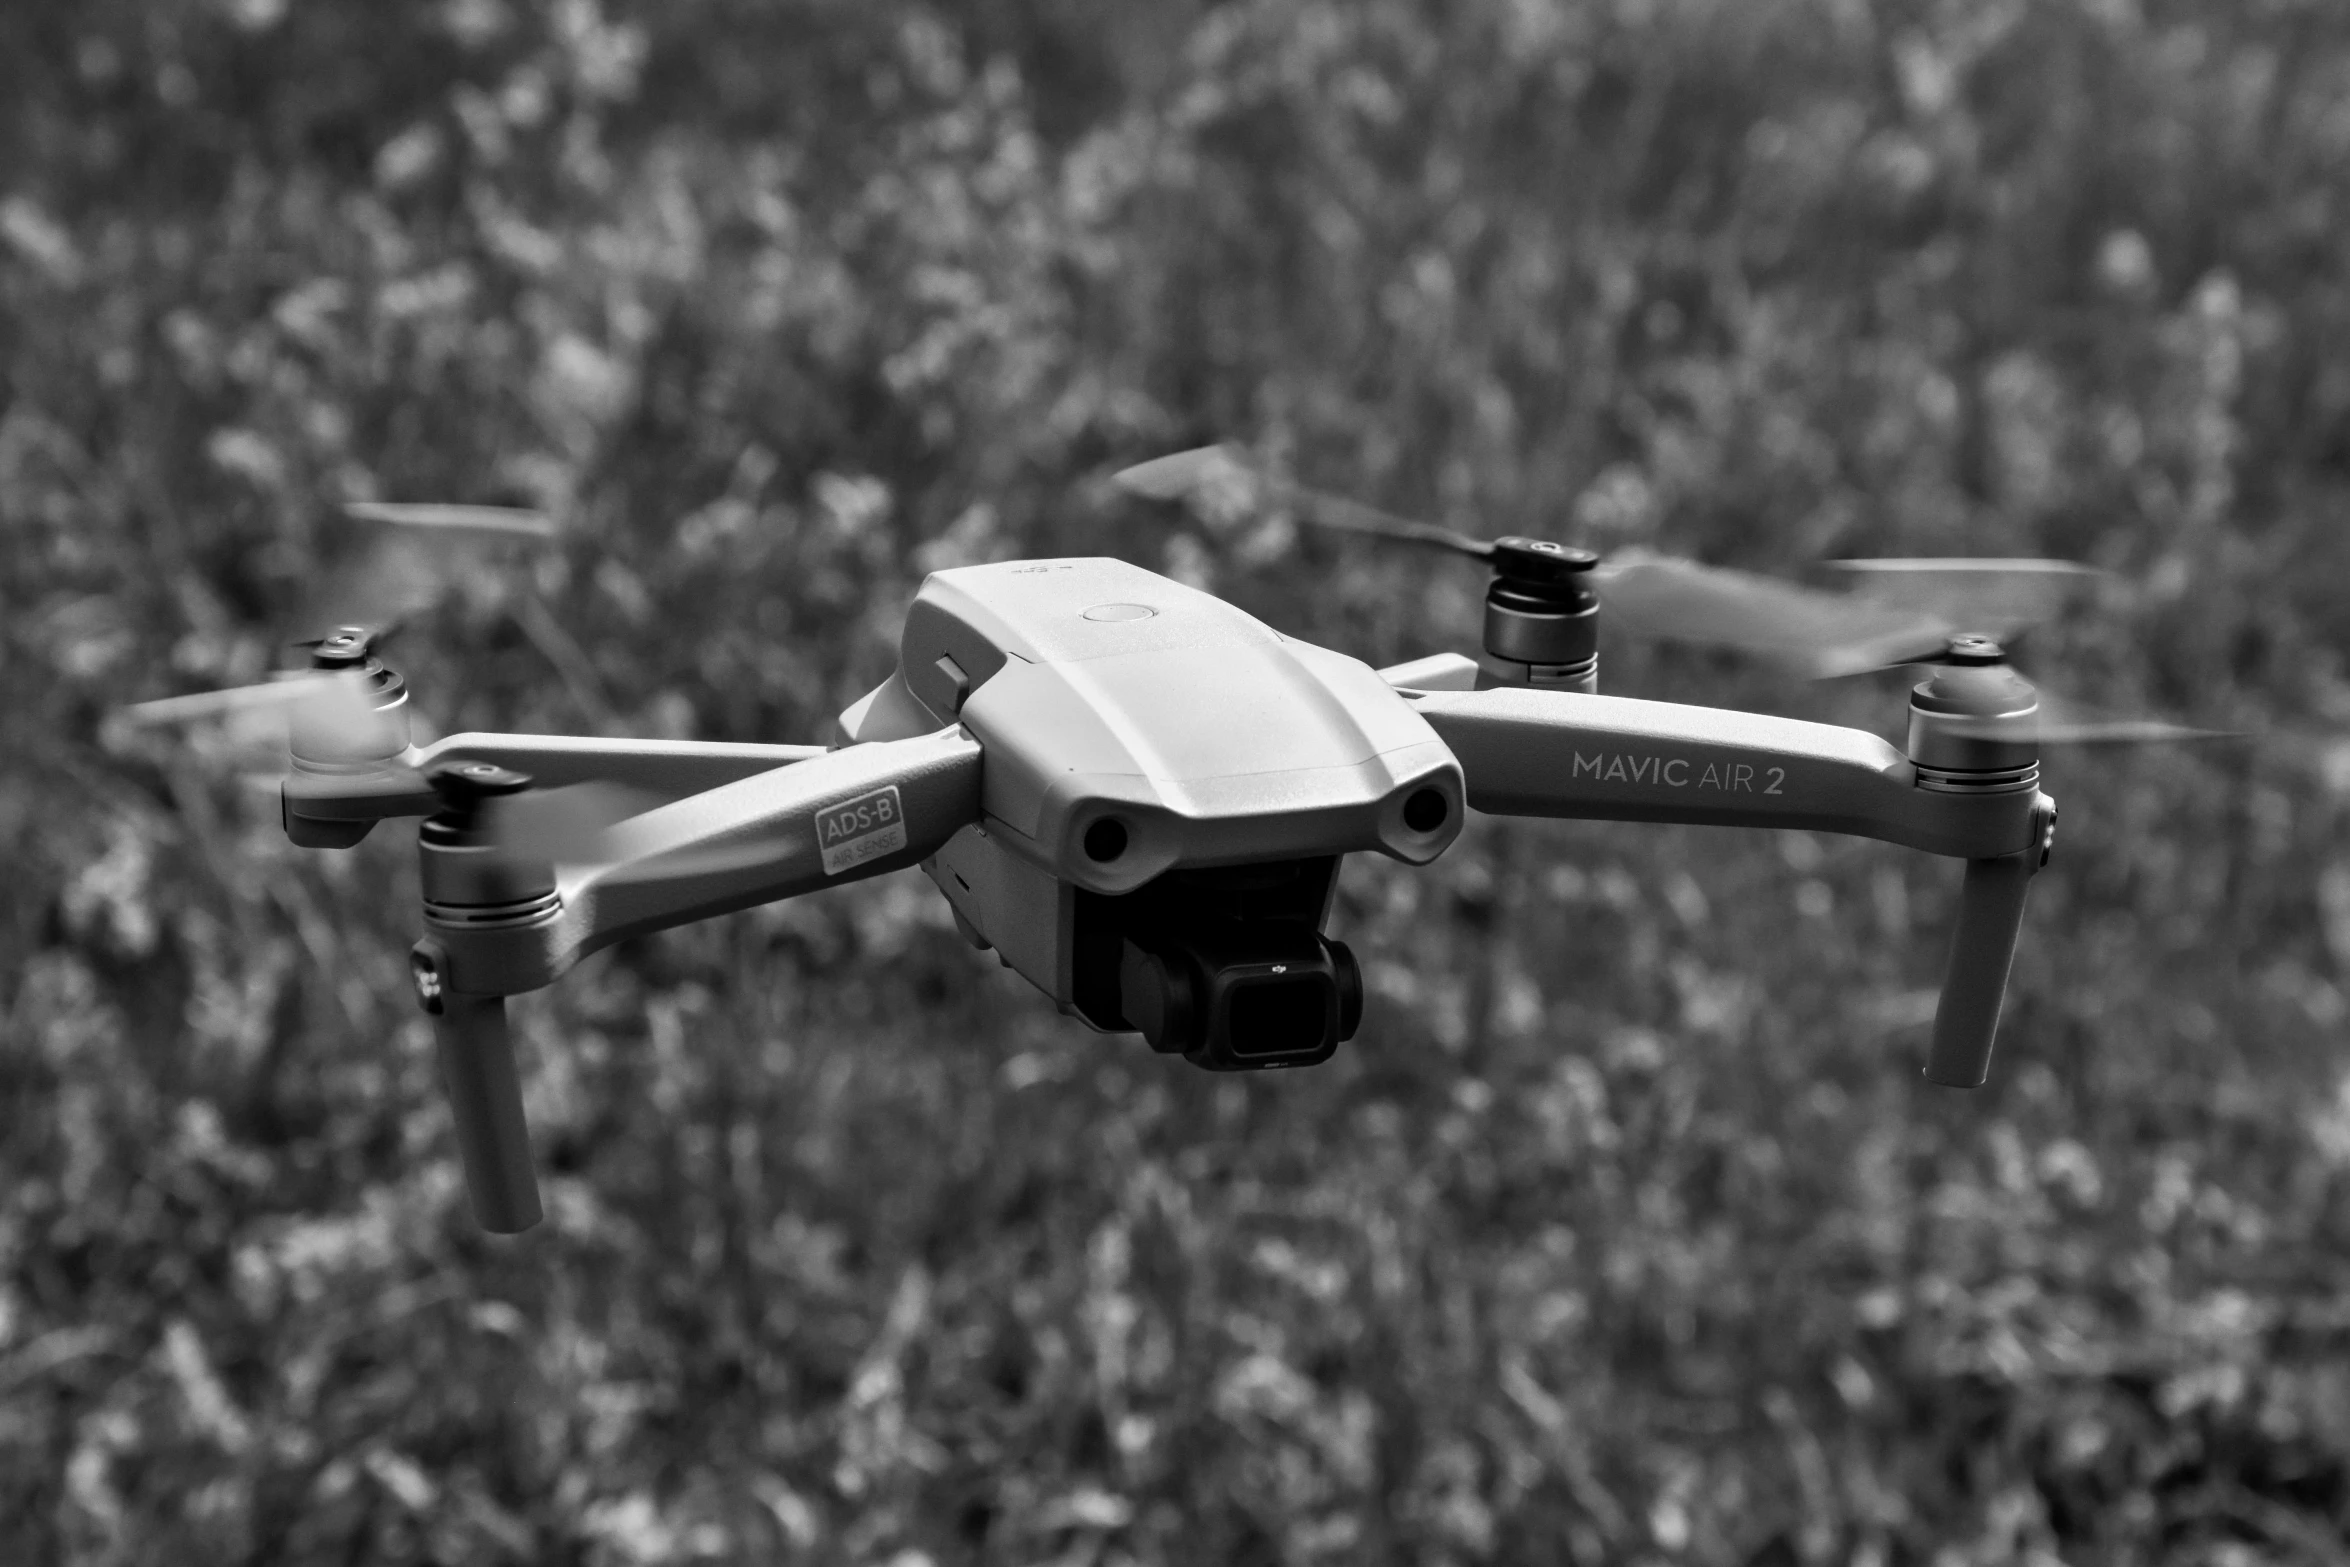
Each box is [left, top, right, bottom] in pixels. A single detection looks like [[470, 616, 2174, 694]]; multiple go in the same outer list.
[[4, 2, 2349, 1561]]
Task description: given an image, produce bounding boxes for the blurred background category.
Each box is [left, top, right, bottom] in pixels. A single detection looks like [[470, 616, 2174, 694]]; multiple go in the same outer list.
[[4, 1, 2349, 1561]]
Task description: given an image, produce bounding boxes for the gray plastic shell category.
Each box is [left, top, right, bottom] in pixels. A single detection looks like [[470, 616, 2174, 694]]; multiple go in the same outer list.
[[859, 559, 1466, 895]]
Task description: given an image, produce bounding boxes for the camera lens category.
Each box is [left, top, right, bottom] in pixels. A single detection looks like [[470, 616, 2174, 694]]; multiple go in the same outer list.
[[1226, 975, 1332, 1060], [1403, 787, 1449, 832]]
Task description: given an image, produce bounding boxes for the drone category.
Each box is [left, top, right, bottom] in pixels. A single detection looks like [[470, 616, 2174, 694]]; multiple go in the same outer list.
[[126, 455, 2219, 1233]]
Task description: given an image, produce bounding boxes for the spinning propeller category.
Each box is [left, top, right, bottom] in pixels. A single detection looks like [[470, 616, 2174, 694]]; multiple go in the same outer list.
[[1113, 444, 2231, 745], [123, 623, 417, 776], [122, 501, 792, 875], [128, 654, 747, 869], [336, 502, 560, 539], [122, 500, 558, 754], [306, 501, 561, 643]]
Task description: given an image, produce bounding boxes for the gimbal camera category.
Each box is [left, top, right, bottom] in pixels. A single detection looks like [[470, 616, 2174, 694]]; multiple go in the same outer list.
[[130, 458, 2215, 1233]]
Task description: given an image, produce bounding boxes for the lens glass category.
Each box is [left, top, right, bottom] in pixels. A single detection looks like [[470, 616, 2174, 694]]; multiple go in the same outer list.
[[1226, 976, 1332, 1058]]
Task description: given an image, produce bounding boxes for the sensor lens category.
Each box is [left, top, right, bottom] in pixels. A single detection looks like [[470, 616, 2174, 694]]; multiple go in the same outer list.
[[1403, 787, 1449, 833], [1084, 818, 1129, 862], [1226, 976, 1332, 1059]]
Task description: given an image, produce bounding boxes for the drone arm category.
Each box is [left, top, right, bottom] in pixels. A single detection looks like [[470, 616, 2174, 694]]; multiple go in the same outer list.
[[430, 993, 543, 1233], [426, 728, 984, 996], [1414, 686, 2055, 1086], [284, 736, 833, 853], [408, 731, 971, 1234], [288, 734, 833, 830], [1408, 686, 2040, 859], [418, 734, 830, 797], [1926, 850, 2040, 1088], [1378, 652, 1482, 692]]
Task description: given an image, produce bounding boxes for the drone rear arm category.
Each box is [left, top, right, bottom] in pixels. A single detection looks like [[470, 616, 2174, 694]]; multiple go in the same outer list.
[[1411, 686, 2055, 1087]]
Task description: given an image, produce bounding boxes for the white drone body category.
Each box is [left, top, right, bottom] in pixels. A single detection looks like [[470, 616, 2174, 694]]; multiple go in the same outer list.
[[344, 553, 2055, 1232]]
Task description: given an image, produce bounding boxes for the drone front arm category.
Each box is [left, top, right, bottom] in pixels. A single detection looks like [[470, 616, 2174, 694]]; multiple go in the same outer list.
[[560, 727, 984, 960], [286, 734, 831, 837], [1407, 686, 2040, 859], [423, 727, 985, 997], [407, 729, 979, 1233]]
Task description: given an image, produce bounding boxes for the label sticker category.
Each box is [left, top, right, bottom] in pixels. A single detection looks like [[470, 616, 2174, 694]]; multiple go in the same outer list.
[[1570, 752, 1786, 795], [817, 785, 907, 875]]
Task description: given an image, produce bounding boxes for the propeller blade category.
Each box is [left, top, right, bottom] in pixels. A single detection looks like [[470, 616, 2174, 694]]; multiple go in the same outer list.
[[2032, 689, 2241, 746], [125, 670, 413, 764], [342, 502, 559, 541], [125, 672, 370, 728], [597, 834, 794, 885], [1594, 554, 1953, 675], [484, 783, 785, 879], [301, 503, 558, 637], [1113, 445, 1496, 560], [1111, 446, 1251, 501], [1282, 485, 1498, 560], [2038, 718, 2234, 744], [1825, 558, 2100, 639], [1826, 557, 2098, 582], [487, 782, 665, 864]]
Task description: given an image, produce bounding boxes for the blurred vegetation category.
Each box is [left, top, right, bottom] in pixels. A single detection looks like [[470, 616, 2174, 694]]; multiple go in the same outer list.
[[4, 0, 2350, 1561]]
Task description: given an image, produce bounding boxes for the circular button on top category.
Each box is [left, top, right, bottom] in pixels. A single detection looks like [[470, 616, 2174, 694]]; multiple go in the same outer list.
[[308, 626, 376, 669], [1082, 603, 1157, 622], [1943, 634, 2006, 666], [1490, 537, 1599, 582], [425, 760, 535, 813]]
